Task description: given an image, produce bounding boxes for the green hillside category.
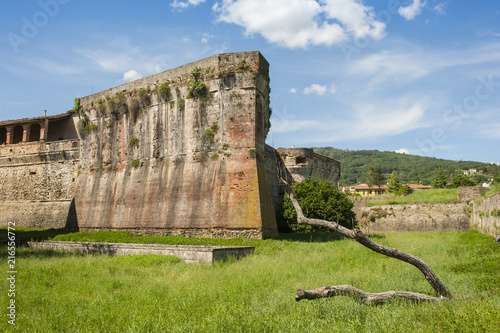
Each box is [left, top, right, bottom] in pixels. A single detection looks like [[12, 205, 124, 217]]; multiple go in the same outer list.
[[314, 147, 500, 187]]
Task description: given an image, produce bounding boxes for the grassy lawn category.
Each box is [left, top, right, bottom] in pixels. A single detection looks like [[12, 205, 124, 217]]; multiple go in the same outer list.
[[366, 189, 459, 206], [1, 229, 499, 332]]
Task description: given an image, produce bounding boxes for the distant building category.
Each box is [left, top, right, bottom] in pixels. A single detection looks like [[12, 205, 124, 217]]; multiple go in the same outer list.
[[354, 183, 387, 196], [353, 183, 431, 196]]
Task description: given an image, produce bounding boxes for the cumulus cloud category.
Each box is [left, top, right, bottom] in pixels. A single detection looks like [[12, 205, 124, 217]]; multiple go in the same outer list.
[[395, 148, 410, 154], [123, 70, 142, 82], [213, 0, 385, 49], [398, 0, 426, 20], [171, 0, 206, 10], [303, 84, 328, 95], [289, 88, 297, 93]]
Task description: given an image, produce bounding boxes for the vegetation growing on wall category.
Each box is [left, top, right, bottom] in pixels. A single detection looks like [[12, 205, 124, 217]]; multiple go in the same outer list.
[[157, 82, 171, 101], [187, 66, 209, 99], [130, 159, 140, 168], [129, 137, 139, 148], [202, 122, 218, 144], [72, 97, 81, 114]]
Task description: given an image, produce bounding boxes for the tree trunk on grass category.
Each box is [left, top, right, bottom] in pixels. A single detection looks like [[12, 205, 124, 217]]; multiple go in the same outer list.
[[280, 181, 452, 303]]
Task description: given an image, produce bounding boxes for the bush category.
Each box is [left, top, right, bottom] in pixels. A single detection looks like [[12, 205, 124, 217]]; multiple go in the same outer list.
[[396, 184, 413, 197], [278, 179, 356, 233]]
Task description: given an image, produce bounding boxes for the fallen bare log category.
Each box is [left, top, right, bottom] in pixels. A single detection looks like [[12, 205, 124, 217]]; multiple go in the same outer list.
[[280, 180, 453, 301], [296, 285, 444, 304]]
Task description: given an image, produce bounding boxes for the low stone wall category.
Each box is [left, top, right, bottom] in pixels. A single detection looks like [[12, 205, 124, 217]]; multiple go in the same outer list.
[[458, 186, 489, 202], [79, 227, 264, 239], [28, 241, 255, 264], [357, 202, 469, 232], [471, 192, 500, 237]]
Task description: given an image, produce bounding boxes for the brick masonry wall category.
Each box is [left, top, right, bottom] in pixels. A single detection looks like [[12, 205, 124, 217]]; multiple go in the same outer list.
[[471, 192, 500, 237], [356, 202, 470, 232], [75, 51, 278, 238]]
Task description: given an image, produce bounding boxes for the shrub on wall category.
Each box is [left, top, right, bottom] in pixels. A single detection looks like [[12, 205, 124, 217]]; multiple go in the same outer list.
[[278, 179, 356, 233]]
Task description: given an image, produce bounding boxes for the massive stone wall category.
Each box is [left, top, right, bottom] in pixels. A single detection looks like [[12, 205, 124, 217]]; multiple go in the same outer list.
[[75, 51, 277, 238], [471, 193, 500, 237]]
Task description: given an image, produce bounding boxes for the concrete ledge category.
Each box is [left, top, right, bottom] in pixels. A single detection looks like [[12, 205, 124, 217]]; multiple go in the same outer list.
[[27, 241, 255, 264]]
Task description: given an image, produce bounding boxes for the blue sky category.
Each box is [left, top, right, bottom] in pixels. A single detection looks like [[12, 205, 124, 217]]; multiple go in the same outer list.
[[1, 0, 499, 163]]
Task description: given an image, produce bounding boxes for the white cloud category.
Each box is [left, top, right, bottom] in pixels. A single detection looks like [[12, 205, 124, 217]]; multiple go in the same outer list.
[[346, 42, 500, 87], [398, 0, 426, 20], [303, 84, 327, 95], [289, 88, 297, 93], [395, 148, 410, 154], [213, 0, 385, 49], [433, 3, 446, 15], [271, 119, 322, 133], [270, 102, 426, 143], [171, 0, 206, 10], [330, 84, 336, 93], [481, 123, 500, 139], [123, 70, 142, 82]]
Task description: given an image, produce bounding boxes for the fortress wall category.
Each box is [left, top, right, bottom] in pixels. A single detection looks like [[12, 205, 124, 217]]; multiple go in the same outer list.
[[0, 139, 79, 228], [277, 148, 340, 185], [471, 193, 500, 237], [356, 202, 470, 232], [75, 51, 278, 238]]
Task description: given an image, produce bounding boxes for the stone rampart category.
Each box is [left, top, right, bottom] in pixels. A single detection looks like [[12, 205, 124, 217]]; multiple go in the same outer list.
[[276, 148, 340, 185], [75, 51, 278, 238], [471, 192, 500, 237], [0, 138, 79, 228], [357, 202, 469, 232]]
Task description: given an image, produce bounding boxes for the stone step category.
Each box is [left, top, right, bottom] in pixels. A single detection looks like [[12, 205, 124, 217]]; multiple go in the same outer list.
[[27, 241, 254, 264]]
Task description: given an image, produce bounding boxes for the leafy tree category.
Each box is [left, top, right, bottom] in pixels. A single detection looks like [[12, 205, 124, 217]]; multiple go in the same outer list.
[[432, 165, 448, 188], [386, 170, 402, 194], [367, 165, 385, 188], [278, 179, 356, 233], [448, 174, 475, 188]]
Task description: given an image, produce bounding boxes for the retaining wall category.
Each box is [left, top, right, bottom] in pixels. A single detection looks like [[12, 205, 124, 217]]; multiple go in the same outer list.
[[471, 192, 500, 237], [356, 202, 470, 232]]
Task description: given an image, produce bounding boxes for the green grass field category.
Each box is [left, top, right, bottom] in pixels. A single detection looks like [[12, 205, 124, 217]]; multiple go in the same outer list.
[[366, 189, 459, 206], [1, 229, 499, 332]]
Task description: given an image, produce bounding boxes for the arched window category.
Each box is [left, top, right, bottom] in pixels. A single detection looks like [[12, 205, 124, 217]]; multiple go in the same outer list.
[[0, 127, 6, 145], [12, 125, 24, 144], [29, 123, 41, 142]]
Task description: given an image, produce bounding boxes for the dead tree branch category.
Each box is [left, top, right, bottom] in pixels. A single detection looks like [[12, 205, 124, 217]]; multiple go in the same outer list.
[[279, 180, 452, 301], [296, 285, 443, 304]]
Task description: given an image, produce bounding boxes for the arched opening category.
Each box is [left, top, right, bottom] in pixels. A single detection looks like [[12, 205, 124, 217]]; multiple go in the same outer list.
[[29, 123, 41, 142], [0, 127, 6, 145], [12, 125, 24, 144]]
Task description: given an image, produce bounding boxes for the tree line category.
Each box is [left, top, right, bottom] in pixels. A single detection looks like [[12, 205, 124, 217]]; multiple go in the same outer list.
[[315, 147, 500, 187]]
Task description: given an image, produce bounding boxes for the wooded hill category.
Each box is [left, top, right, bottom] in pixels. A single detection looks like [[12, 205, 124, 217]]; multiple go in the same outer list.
[[314, 147, 500, 187]]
